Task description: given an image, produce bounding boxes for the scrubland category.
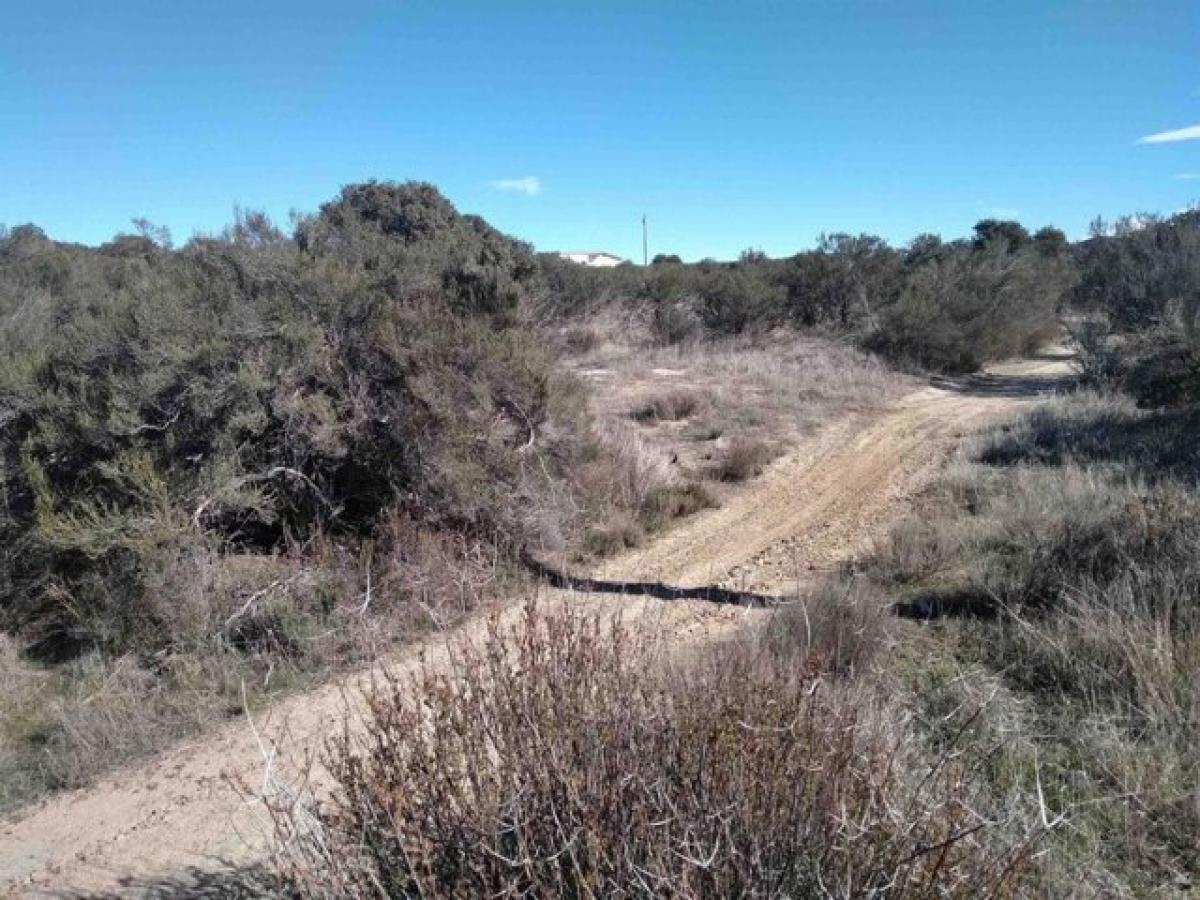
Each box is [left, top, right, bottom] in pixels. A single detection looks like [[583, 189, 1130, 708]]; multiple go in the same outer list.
[[2, 187, 1199, 897], [265, 386, 1199, 898], [259, 209, 1200, 897], [0, 185, 913, 813]]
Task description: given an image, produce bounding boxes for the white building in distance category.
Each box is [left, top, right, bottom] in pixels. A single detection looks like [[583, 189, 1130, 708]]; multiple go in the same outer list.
[[557, 250, 627, 267]]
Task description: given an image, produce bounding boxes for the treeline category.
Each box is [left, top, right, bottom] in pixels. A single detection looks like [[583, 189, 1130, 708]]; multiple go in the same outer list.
[[1071, 210, 1200, 405], [540, 210, 1200, 377]]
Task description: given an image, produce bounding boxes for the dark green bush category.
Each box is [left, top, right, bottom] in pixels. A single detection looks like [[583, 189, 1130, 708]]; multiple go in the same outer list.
[[867, 241, 1069, 373], [0, 183, 589, 659], [1072, 210, 1200, 332]]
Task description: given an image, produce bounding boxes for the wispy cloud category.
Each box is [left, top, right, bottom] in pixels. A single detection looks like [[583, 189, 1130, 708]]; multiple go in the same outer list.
[[1175, 173, 1200, 180], [491, 176, 542, 196], [1137, 124, 1200, 144]]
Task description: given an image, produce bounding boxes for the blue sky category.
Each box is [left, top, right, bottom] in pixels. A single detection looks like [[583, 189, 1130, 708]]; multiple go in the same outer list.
[[2, 1, 1197, 261]]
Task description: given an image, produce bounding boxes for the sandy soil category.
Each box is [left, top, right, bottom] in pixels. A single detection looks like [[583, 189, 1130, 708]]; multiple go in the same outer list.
[[0, 353, 1073, 897]]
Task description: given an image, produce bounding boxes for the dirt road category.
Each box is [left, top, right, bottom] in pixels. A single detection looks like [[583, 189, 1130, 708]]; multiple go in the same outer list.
[[0, 353, 1072, 897]]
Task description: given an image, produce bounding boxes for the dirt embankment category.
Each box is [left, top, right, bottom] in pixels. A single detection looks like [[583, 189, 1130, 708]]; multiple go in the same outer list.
[[0, 353, 1073, 897]]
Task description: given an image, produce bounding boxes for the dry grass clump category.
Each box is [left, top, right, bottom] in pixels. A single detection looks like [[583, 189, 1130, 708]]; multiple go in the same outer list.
[[640, 481, 717, 528], [976, 389, 1200, 483], [692, 334, 912, 426], [568, 329, 914, 502], [572, 421, 716, 558], [760, 577, 891, 676], [590, 420, 675, 511], [573, 329, 912, 436], [709, 436, 777, 482], [0, 647, 239, 812], [559, 328, 914, 564], [269, 603, 1039, 898], [0, 519, 514, 812], [630, 387, 703, 423]]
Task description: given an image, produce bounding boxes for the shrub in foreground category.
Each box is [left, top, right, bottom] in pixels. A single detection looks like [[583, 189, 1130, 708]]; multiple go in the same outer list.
[[269, 604, 1038, 898]]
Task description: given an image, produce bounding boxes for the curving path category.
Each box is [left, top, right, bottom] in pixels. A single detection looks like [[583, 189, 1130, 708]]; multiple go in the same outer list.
[[0, 353, 1073, 897]]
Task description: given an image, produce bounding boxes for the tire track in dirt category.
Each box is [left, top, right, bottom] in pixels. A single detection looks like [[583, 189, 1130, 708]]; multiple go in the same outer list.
[[0, 355, 1072, 897], [594, 355, 1071, 596]]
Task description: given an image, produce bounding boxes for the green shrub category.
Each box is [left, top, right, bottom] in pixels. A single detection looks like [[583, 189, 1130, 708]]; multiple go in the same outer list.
[[867, 242, 1067, 373], [0, 183, 589, 659]]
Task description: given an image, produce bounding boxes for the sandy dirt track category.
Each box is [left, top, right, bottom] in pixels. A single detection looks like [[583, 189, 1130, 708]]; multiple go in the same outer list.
[[0, 354, 1072, 897]]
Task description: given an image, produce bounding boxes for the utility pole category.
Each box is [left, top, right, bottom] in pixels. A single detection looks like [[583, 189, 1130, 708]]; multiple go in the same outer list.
[[642, 214, 648, 266]]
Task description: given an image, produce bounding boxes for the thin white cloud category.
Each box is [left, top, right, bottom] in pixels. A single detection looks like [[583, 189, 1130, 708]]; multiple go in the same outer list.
[[1175, 173, 1200, 180], [1137, 124, 1200, 144], [491, 176, 542, 196]]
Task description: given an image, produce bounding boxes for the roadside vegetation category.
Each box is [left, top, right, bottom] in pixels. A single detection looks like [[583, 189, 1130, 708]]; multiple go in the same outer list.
[[557, 322, 913, 560], [269, 602, 1040, 898], [0, 184, 595, 809], [263, 207, 1200, 896], [2, 183, 1198, 896], [854, 394, 1199, 893], [0, 183, 901, 811]]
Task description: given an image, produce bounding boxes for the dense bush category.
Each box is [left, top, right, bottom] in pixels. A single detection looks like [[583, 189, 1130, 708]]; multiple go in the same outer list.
[[867, 239, 1071, 373], [0, 183, 588, 659], [782, 232, 903, 329], [1072, 210, 1200, 332], [1074, 320, 1200, 407], [1067, 210, 1200, 407]]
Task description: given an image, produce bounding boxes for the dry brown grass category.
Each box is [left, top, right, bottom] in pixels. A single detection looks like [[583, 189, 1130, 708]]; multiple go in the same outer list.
[[760, 577, 892, 676], [590, 419, 675, 511], [837, 390, 1200, 894], [560, 324, 914, 560], [572, 328, 912, 450], [572, 420, 718, 558], [630, 387, 704, 423], [0, 638, 237, 812], [0, 521, 516, 814]]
